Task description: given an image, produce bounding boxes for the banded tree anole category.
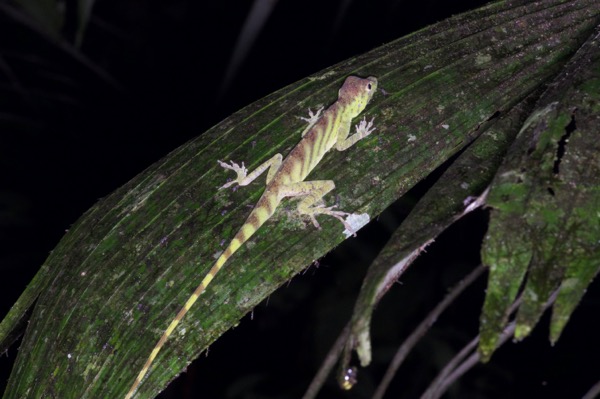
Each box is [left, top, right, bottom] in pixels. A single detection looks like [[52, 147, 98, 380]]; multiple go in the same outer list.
[[125, 75, 378, 398]]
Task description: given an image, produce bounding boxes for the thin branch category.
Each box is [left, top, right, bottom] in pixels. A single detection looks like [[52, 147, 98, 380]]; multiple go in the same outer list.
[[421, 335, 479, 399], [302, 323, 351, 399], [372, 264, 487, 399], [581, 379, 600, 399], [0, 3, 122, 91], [422, 288, 560, 399], [218, 0, 278, 99], [423, 322, 516, 399]]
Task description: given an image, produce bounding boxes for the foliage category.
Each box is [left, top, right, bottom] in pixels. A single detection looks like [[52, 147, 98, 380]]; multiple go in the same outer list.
[[0, 0, 598, 398]]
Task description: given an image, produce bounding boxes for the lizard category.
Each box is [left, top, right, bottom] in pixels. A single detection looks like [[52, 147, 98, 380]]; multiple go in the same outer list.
[[125, 75, 377, 398]]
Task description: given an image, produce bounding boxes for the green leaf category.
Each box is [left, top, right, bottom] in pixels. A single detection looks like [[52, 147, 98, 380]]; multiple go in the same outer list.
[[1, 0, 599, 398], [7, 0, 96, 45], [12, 0, 63, 38], [344, 91, 536, 371], [341, 0, 600, 375], [479, 24, 600, 359]]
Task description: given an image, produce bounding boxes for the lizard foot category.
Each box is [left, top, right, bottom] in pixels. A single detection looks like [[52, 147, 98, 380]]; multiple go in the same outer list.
[[355, 117, 376, 137], [308, 205, 356, 236], [299, 107, 324, 125], [217, 160, 248, 189]]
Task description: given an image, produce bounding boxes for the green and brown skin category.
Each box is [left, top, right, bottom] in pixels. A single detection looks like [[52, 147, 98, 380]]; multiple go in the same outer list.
[[125, 75, 377, 398]]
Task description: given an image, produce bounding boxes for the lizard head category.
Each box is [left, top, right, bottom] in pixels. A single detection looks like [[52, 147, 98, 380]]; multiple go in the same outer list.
[[338, 76, 378, 117]]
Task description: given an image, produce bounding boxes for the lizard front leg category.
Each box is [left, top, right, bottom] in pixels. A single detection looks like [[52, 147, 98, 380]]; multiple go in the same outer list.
[[336, 117, 376, 151], [218, 153, 283, 189], [278, 180, 355, 234], [299, 107, 324, 137]]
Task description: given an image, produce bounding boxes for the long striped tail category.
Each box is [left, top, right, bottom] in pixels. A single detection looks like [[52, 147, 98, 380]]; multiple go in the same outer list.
[[124, 195, 274, 398]]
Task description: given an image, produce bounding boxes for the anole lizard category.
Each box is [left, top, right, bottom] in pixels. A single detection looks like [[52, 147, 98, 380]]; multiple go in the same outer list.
[[125, 75, 377, 398]]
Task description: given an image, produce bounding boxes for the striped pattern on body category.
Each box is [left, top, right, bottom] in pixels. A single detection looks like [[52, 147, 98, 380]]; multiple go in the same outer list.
[[125, 75, 377, 398], [124, 195, 276, 399]]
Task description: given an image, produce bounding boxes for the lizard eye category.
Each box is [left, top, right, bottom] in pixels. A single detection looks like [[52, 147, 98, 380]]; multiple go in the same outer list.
[[367, 83, 372, 90]]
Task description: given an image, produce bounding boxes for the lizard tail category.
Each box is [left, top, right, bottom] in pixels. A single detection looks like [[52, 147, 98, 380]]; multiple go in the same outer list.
[[124, 195, 276, 399]]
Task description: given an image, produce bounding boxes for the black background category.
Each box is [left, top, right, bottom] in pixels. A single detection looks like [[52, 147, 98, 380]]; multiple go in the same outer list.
[[1, 0, 598, 398]]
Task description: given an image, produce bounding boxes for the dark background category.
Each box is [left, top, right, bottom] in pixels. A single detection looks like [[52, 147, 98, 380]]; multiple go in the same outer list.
[[1, 0, 598, 398]]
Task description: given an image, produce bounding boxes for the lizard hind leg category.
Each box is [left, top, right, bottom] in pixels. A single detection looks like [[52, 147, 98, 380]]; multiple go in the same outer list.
[[278, 180, 355, 234]]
